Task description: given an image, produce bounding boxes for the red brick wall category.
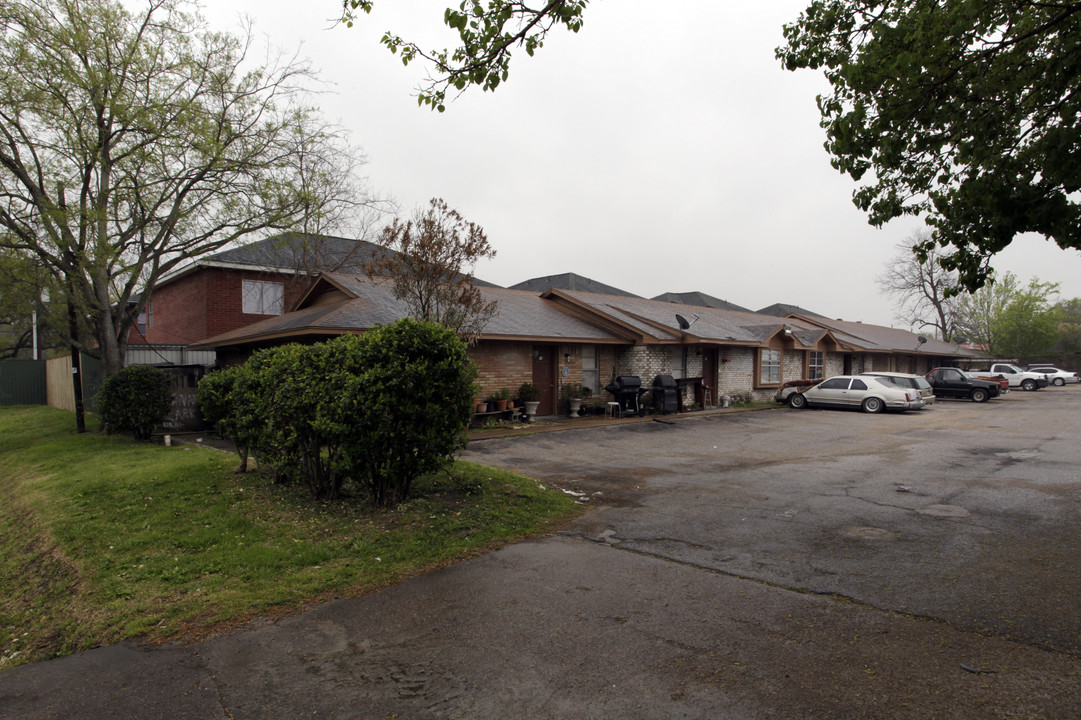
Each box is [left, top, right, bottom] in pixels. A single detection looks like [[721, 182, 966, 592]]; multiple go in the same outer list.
[[129, 268, 312, 346], [132, 272, 209, 345]]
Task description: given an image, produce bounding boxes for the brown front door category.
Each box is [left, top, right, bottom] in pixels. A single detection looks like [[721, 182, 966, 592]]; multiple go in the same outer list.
[[532, 344, 557, 415]]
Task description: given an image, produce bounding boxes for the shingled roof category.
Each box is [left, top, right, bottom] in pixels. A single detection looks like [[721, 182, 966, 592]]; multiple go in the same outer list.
[[192, 273, 620, 350], [652, 291, 750, 313], [757, 302, 826, 318], [510, 273, 638, 297], [158, 233, 501, 288]]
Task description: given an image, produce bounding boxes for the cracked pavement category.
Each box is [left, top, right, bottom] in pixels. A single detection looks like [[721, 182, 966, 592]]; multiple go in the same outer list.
[[2, 389, 1080, 718]]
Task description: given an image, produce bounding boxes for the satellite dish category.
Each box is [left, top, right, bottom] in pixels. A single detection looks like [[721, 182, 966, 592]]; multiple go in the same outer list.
[[676, 313, 690, 330], [918, 336, 928, 344]]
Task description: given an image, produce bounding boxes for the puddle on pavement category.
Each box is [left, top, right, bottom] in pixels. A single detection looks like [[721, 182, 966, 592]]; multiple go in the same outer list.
[[917, 504, 971, 518], [840, 526, 897, 541]]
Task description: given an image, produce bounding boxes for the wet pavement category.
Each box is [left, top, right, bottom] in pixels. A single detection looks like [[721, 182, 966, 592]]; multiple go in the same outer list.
[[2, 390, 1080, 718]]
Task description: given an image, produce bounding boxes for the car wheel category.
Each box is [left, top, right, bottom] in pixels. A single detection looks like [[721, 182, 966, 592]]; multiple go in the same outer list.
[[1053, 377, 1065, 386], [861, 397, 884, 414], [1021, 379, 1037, 391], [788, 393, 807, 409], [970, 388, 989, 403]]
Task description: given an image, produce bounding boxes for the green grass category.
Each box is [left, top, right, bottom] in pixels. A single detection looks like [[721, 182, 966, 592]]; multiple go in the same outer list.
[[0, 406, 581, 669]]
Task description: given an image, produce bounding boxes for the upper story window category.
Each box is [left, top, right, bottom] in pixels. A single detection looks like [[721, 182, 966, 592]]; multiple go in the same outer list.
[[136, 302, 152, 335], [242, 280, 284, 315]]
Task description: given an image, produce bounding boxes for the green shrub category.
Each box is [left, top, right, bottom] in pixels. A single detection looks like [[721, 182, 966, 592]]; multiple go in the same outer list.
[[97, 366, 173, 440], [211, 319, 477, 505], [517, 382, 540, 402], [196, 365, 261, 472], [344, 319, 478, 506]]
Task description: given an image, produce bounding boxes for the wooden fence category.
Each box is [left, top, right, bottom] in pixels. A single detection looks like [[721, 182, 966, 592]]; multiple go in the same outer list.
[[46, 354, 102, 412]]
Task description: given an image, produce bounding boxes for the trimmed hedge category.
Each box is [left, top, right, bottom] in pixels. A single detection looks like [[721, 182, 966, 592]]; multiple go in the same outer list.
[[198, 319, 478, 505], [97, 365, 173, 440]]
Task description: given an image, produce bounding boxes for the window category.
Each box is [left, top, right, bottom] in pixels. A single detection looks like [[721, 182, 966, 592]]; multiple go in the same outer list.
[[581, 345, 599, 396], [808, 351, 824, 380], [819, 377, 849, 390], [851, 378, 868, 390], [760, 348, 781, 384], [136, 302, 152, 335], [672, 346, 688, 380], [242, 280, 284, 315]]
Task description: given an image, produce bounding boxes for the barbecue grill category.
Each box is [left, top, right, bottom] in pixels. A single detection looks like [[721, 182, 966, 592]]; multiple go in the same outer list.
[[604, 375, 648, 417], [652, 374, 679, 414]]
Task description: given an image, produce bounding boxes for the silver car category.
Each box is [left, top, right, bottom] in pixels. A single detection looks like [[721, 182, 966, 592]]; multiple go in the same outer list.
[[861, 371, 936, 407], [787, 375, 925, 414], [1027, 366, 1080, 386]]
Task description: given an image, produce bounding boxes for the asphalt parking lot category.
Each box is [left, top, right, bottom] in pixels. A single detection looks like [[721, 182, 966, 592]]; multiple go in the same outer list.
[[3, 387, 1080, 719]]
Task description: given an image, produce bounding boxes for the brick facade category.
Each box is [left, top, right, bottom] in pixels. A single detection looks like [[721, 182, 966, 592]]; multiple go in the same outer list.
[[130, 268, 310, 346]]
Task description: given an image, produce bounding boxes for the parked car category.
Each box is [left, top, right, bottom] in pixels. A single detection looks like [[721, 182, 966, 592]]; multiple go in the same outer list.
[[786, 375, 925, 413], [969, 363, 1049, 391], [925, 367, 1001, 402], [861, 372, 935, 407], [964, 370, 1009, 393], [1026, 366, 1080, 386]]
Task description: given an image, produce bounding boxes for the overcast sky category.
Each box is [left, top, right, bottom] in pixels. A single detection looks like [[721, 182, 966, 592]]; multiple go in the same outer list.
[[203, 0, 1081, 328]]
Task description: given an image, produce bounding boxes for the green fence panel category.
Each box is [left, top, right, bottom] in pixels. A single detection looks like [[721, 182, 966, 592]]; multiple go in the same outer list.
[[0, 359, 47, 406]]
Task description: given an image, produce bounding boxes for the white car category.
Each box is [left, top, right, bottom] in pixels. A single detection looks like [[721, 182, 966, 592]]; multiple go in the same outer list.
[[787, 375, 925, 414], [1027, 366, 1081, 386], [861, 371, 936, 407]]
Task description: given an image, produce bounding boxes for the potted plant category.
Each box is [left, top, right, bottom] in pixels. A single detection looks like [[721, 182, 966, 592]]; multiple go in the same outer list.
[[560, 382, 585, 417], [518, 382, 541, 421], [493, 387, 510, 412]]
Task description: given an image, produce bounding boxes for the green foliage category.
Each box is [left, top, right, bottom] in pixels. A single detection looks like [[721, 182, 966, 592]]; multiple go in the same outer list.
[[0, 0, 367, 379], [342, 0, 589, 111], [778, 1, 1081, 292], [97, 366, 173, 441], [196, 365, 261, 472], [0, 406, 580, 668], [955, 273, 1062, 356], [204, 320, 478, 506], [1053, 299, 1081, 353], [517, 382, 541, 402], [992, 279, 1060, 357], [344, 320, 478, 506]]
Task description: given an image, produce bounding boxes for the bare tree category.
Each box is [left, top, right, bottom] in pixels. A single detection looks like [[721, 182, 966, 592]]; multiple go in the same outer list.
[[878, 232, 960, 341], [366, 198, 497, 343]]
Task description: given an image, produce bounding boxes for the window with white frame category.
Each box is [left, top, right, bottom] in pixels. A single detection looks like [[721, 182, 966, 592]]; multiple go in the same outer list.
[[760, 348, 781, 384], [809, 351, 824, 379], [581, 345, 599, 396], [242, 280, 284, 315], [136, 302, 152, 335]]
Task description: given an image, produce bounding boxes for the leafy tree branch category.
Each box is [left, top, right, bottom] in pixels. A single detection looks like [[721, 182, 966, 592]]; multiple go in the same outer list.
[[342, 0, 588, 111]]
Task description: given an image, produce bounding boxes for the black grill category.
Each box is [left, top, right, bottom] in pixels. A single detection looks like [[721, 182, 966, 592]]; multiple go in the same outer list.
[[604, 376, 647, 417], [652, 374, 679, 414]]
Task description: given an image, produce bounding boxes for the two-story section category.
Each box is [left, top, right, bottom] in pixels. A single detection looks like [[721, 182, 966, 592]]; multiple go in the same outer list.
[[127, 234, 385, 348]]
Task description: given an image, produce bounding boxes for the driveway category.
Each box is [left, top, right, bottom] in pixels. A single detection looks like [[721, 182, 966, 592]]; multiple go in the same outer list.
[[3, 389, 1080, 718]]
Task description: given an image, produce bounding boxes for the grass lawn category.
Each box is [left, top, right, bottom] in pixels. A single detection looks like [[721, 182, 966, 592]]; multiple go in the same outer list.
[[0, 406, 581, 669]]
